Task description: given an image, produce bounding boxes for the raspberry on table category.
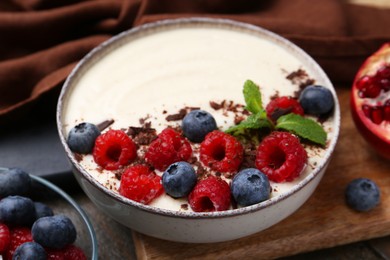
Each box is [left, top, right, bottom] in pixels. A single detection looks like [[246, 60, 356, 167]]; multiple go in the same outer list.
[[265, 96, 304, 122], [255, 131, 307, 182], [0, 223, 10, 254], [119, 165, 163, 204], [93, 129, 137, 170], [145, 128, 192, 171], [188, 175, 231, 212], [199, 130, 244, 175]]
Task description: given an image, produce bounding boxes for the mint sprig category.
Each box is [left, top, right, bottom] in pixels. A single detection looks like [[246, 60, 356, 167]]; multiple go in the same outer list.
[[225, 79, 327, 146], [276, 113, 327, 146]]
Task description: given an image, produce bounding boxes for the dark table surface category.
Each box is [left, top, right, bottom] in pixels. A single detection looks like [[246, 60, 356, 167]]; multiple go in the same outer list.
[[1, 117, 389, 260]]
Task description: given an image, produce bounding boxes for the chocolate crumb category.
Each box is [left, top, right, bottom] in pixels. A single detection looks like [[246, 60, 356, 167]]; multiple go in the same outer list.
[[166, 108, 187, 121], [97, 119, 115, 132], [181, 204, 189, 210], [74, 153, 83, 162]]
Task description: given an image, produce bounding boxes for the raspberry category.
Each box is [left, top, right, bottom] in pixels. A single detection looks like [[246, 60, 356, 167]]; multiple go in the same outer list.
[[255, 131, 307, 182], [119, 165, 163, 204], [188, 175, 231, 212], [0, 223, 10, 253], [266, 96, 304, 122], [199, 131, 244, 174], [5, 227, 33, 260], [145, 128, 192, 171], [93, 129, 137, 170], [47, 245, 87, 260]]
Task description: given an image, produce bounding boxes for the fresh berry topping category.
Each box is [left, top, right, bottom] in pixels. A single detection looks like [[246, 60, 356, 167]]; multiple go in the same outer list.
[[299, 85, 334, 116], [0, 168, 31, 198], [200, 131, 244, 174], [34, 202, 54, 219], [182, 109, 217, 143], [231, 168, 271, 207], [265, 96, 304, 122], [93, 129, 137, 170], [32, 215, 77, 249], [0, 196, 36, 226], [5, 227, 33, 260], [0, 223, 10, 253], [13, 242, 46, 260], [255, 131, 307, 182], [119, 165, 163, 204], [162, 162, 197, 198], [345, 178, 380, 212], [188, 175, 230, 212], [67, 122, 100, 154], [47, 244, 87, 260], [145, 128, 192, 171]]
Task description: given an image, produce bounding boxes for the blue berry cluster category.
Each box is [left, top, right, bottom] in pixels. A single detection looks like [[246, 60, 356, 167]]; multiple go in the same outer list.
[[0, 167, 78, 258]]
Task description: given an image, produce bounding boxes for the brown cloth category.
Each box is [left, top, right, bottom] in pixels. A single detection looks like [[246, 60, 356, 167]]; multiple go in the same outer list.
[[1, 0, 390, 125]]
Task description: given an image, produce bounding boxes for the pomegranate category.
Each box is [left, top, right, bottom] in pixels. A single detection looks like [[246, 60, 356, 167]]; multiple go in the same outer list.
[[351, 42, 390, 159]]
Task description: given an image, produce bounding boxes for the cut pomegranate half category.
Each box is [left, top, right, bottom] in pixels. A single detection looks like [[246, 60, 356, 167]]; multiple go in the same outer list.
[[351, 42, 390, 159]]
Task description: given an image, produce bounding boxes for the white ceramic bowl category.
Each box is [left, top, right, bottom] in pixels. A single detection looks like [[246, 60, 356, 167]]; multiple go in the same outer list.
[[57, 18, 340, 243]]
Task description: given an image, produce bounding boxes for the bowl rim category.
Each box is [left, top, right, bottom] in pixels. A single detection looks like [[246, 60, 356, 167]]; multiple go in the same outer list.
[[56, 17, 341, 219], [30, 174, 99, 259]]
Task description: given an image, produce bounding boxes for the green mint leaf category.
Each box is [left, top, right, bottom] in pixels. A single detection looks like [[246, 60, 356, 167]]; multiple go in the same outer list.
[[243, 80, 263, 114], [276, 113, 327, 146]]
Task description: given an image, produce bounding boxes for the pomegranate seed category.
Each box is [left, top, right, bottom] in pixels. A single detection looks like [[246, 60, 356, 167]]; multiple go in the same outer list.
[[362, 104, 372, 118], [384, 100, 390, 121], [370, 106, 384, 124], [356, 76, 373, 90], [357, 76, 382, 98], [376, 65, 390, 79], [379, 78, 390, 91]]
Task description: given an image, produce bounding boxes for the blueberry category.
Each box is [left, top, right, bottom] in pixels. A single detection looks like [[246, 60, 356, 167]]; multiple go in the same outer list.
[[13, 242, 46, 260], [231, 168, 270, 207], [182, 110, 217, 143], [0, 167, 31, 197], [299, 85, 334, 116], [0, 195, 36, 226], [32, 215, 77, 249], [34, 202, 54, 219], [345, 178, 380, 212], [162, 162, 197, 198], [67, 122, 100, 154]]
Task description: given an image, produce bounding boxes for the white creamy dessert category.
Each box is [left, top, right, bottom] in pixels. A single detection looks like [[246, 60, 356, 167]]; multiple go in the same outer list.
[[62, 25, 335, 212]]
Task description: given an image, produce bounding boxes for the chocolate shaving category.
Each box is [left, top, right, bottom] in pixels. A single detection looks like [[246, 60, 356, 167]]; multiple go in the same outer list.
[[97, 119, 114, 132], [165, 108, 187, 121], [127, 126, 157, 145]]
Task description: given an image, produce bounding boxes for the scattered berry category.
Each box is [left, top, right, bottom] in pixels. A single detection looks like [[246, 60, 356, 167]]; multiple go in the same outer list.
[[345, 178, 380, 212], [182, 109, 217, 143], [67, 122, 100, 154], [188, 176, 230, 212], [255, 131, 307, 182], [32, 215, 77, 249], [0, 196, 36, 226], [46, 244, 87, 260], [34, 202, 54, 219], [0, 223, 10, 253], [0, 167, 31, 198], [13, 242, 46, 260], [5, 227, 33, 260], [145, 128, 192, 171], [266, 96, 304, 122], [93, 129, 137, 170], [200, 131, 244, 174], [119, 165, 163, 204], [299, 85, 334, 116], [162, 162, 197, 198], [231, 168, 271, 207]]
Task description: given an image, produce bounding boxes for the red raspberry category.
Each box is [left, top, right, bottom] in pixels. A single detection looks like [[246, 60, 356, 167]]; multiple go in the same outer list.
[[266, 96, 304, 122], [93, 129, 137, 170], [200, 131, 243, 174], [255, 131, 307, 182], [145, 128, 192, 171], [0, 223, 10, 254], [188, 175, 231, 212], [5, 227, 33, 260], [119, 165, 163, 204], [47, 245, 87, 260]]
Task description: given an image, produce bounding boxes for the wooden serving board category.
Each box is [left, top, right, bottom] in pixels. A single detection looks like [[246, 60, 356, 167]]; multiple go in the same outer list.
[[132, 86, 390, 259]]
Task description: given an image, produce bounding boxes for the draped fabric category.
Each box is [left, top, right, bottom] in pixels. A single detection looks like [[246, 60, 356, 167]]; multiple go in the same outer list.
[[1, 0, 389, 125]]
